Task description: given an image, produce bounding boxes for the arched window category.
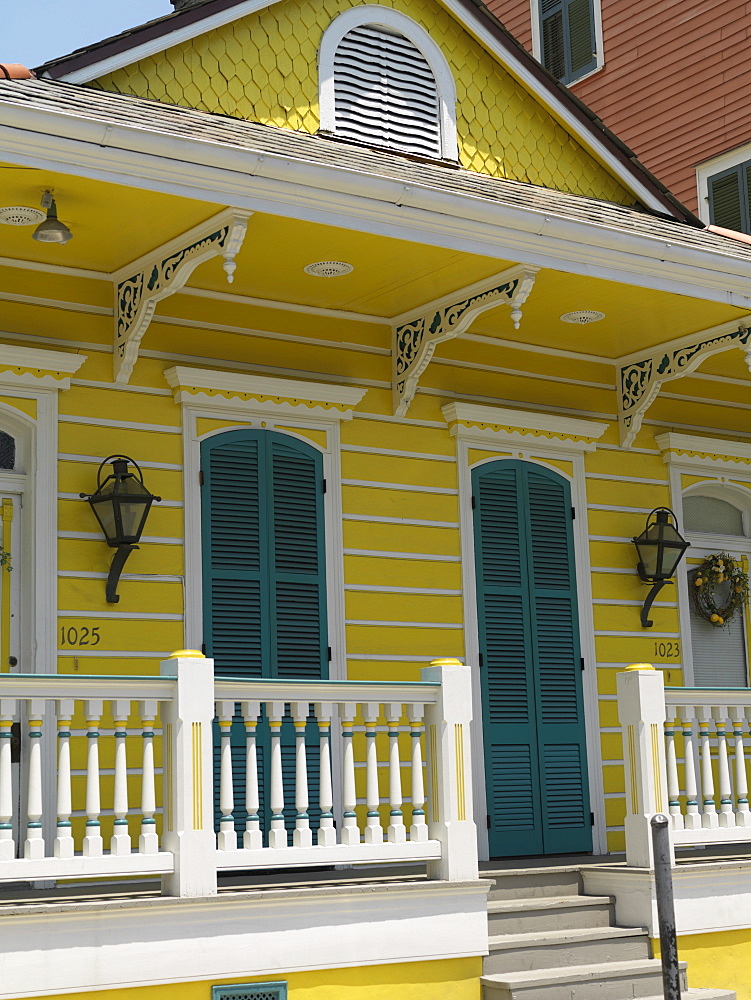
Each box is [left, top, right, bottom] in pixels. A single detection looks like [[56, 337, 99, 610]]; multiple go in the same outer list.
[[319, 6, 458, 160], [682, 490, 751, 687], [0, 432, 15, 471]]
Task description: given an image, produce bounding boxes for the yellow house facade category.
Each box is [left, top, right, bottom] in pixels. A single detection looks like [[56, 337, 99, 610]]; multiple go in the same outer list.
[[1, 0, 751, 996]]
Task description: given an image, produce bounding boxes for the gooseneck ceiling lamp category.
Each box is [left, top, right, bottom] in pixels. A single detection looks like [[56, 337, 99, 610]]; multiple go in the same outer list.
[[632, 507, 689, 628], [81, 456, 161, 603], [32, 191, 73, 245]]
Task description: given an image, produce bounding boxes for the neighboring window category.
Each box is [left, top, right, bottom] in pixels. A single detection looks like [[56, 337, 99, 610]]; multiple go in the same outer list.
[[682, 493, 750, 687], [539, 0, 597, 84], [319, 7, 458, 160], [0, 432, 14, 470], [707, 159, 751, 234]]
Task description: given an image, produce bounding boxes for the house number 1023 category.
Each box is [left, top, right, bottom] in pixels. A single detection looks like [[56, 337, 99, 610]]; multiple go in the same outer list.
[[654, 641, 680, 660], [60, 626, 101, 647]]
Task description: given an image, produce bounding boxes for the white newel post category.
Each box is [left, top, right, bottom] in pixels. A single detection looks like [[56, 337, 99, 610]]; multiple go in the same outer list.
[[160, 651, 217, 897], [617, 664, 672, 868], [422, 658, 478, 881]]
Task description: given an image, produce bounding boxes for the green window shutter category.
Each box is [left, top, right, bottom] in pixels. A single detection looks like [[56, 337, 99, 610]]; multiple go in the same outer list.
[[473, 460, 591, 857], [540, 0, 596, 83], [202, 429, 327, 680], [708, 163, 751, 234]]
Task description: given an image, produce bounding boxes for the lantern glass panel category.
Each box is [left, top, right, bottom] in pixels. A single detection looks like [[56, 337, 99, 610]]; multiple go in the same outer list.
[[119, 499, 151, 542]]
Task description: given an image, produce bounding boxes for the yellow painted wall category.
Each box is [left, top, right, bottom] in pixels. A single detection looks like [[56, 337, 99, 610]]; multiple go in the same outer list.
[[24, 957, 482, 1000], [654, 932, 751, 1000], [90, 0, 632, 203]]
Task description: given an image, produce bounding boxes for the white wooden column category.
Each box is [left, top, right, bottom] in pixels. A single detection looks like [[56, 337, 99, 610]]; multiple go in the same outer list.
[[422, 658, 478, 881], [160, 651, 217, 898], [617, 664, 672, 867]]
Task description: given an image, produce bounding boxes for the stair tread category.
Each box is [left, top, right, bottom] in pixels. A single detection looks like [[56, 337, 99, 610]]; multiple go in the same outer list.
[[488, 895, 611, 912], [483, 866, 585, 878], [488, 925, 647, 949], [641, 993, 734, 1000], [481, 958, 687, 988]]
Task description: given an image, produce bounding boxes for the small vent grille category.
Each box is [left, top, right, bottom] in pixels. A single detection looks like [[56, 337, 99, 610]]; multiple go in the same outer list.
[[212, 985, 287, 1000], [303, 260, 353, 277], [333, 24, 441, 157], [560, 310, 605, 324], [0, 206, 45, 227]]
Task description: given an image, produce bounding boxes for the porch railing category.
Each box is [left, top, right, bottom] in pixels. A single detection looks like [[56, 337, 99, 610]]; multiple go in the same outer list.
[[618, 664, 751, 865], [0, 653, 477, 896]]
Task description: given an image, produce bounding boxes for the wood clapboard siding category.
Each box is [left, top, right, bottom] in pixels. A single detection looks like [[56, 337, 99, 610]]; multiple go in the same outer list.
[[488, 0, 751, 212]]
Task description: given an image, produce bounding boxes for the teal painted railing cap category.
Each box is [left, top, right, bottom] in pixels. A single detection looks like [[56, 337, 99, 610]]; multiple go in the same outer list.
[[213, 675, 441, 687]]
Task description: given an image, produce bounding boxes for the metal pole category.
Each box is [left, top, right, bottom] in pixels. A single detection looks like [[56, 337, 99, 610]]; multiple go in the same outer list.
[[651, 813, 681, 1000]]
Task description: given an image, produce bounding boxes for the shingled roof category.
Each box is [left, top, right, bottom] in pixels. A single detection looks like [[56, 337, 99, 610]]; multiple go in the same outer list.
[[2, 76, 749, 269], [30, 0, 700, 225]]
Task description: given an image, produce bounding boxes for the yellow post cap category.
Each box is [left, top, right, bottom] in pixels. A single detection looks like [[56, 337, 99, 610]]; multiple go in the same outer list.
[[624, 663, 655, 671], [430, 658, 464, 666], [168, 649, 205, 659]]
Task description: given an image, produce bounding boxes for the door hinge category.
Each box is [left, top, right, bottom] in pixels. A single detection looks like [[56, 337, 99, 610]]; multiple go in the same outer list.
[[201, 643, 206, 655], [199, 470, 204, 486], [322, 478, 327, 494], [486, 814, 492, 829], [478, 652, 484, 668], [471, 495, 477, 510], [571, 506, 576, 519], [580, 657, 585, 671], [327, 646, 332, 662], [590, 811, 595, 826]]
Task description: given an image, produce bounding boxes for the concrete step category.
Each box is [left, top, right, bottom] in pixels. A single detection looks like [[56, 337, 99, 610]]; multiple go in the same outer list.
[[484, 926, 650, 974], [481, 958, 688, 1000], [640, 993, 735, 1000], [487, 894, 613, 934], [484, 867, 583, 901]]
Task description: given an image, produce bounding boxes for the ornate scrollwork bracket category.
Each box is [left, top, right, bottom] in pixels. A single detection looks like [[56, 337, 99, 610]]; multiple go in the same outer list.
[[113, 209, 251, 383], [392, 265, 538, 416], [619, 322, 751, 447]]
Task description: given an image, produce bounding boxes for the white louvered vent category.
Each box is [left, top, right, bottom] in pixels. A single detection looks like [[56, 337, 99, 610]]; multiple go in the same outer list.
[[333, 24, 441, 158]]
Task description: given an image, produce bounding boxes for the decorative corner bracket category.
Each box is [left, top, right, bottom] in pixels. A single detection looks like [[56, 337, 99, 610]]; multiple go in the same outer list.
[[618, 322, 751, 447], [113, 209, 252, 383], [392, 265, 538, 416]]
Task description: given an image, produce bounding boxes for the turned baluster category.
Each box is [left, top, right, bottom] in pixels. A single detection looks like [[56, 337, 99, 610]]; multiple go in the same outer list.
[[267, 702, 287, 848], [734, 707, 751, 827], [242, 701, 262, 850], [362, 702, 383, 844], [216, 700, 236, 851], [385, 702, 406, 844], [697, 706, 719, 829], [316, 702, 336, 847], [0, 699, 16, 861], [24, 700, 46, 860], [340, 702, 359, 846], [678, 706, 701, 830], [138, 700, 159, 854], [291, 702, 312, 849], [714, 707, 736, 828], [82, 699, 104, 857], [665, 715, 683, 830], [111, 699, 132, 856], [54, 699, 75, 859], [406, 703, 427, 842]]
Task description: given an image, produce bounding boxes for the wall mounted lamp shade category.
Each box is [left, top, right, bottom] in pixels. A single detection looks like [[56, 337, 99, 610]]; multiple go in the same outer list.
[[81, 456, 161, 603], [633, 507, 689, 627], [32, 192, 73, 245]]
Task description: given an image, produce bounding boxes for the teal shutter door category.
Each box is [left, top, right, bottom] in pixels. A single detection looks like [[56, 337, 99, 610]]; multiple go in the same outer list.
[[473, 460, 591, 857], [202, 429, 327, 841]]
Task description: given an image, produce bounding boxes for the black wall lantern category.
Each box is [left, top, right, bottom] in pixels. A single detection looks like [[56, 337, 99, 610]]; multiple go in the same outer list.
[[81, 456, 161, 603], [632, 507, 689, 628]]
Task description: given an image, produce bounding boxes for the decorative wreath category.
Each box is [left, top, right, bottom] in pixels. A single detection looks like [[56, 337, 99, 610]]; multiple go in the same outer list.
[[690, 552, 749, 627]]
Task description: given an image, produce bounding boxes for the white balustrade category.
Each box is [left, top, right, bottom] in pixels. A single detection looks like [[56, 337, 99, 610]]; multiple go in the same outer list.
[[0, 655, 477, 893], [618, 665, 751, 864]]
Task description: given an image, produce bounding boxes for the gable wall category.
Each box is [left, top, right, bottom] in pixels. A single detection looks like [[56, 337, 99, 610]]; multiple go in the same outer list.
[[90, 0, 632, 203]]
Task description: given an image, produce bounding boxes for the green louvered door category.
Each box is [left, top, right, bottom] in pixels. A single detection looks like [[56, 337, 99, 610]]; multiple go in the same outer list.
[[201, 429, 327, 840], [473, 460, 591, 858]]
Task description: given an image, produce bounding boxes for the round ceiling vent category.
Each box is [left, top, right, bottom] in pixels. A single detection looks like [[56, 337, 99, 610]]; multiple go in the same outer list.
[[303, 260, 354, 278], [560, 310, 606, 325], [0, 206, 46, 226]]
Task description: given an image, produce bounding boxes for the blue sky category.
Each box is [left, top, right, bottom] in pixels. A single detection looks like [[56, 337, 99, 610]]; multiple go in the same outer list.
[[3, 1, 171, 68]]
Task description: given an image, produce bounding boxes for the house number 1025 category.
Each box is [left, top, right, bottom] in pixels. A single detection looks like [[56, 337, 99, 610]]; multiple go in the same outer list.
[[60, 626, 101, 647]]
